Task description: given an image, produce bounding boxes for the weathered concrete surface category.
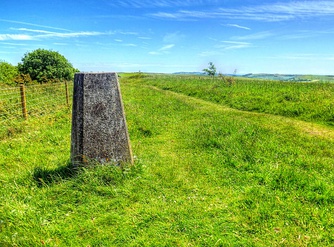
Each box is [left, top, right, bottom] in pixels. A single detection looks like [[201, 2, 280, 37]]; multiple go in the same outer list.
[[71, 72, 133, 166]]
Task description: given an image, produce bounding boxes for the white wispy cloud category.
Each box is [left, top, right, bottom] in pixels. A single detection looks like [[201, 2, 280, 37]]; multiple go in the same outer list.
[[279, 32, 316, 40], [0, 24, 129, 42], [148, 51, 161, 55], [0, 42, 27, 46], [122, 43, 137, 47], [0, 19, 71, 31], [40, 31, 103, 38], [0, 31, 104, 41], [108, 0, 219, 8], [160, 44, 175, 51], [138, 36, 151, 40], [0, 34, 34, 41], [278, 28, 334, 40], [53, 43, 68, 46], [118, 31, 138, 36], [225, 24, 251, 30], [0, 20, 140, 42], [198, 50, 223, 57], [217, 41, 251, 50], [150, 1, 334, 22], [149, 44, 175, 55], [233, 31, 274, 41], [233, 28, 334, 42], [11, 28, 56, 34], [199, 40, 251, 57], [163, 32, 185, 43]]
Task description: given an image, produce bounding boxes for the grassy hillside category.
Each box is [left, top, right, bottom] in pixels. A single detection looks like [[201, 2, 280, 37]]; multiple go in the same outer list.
[[1, 75, 334, 246], [143, 74, 334, 126]]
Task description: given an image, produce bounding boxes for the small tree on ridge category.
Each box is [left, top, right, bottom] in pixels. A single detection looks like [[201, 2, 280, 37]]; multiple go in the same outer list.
[[203, 62, 216, 78]]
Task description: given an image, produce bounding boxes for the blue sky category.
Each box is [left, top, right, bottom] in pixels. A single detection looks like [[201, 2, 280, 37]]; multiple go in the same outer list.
[[1, 0, 334, 74]]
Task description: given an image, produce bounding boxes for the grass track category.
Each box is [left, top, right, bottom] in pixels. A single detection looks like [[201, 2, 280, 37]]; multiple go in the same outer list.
[[142, 75, 334, 126], [148, 84, 334, 140], [1, 77, 334, 246]]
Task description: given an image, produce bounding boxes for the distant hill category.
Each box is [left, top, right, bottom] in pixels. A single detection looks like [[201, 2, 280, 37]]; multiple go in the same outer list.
[[173, 72, 205, 75], [241, 73, 334, 82], [241, 73, 306, 81], [172, 72, 334, 82]]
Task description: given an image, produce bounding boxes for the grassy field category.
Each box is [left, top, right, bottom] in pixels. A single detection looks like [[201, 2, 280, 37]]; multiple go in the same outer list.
[[1, 75, 334, 246], [144, 74, 334, 125], [0, 82, 72, 139]]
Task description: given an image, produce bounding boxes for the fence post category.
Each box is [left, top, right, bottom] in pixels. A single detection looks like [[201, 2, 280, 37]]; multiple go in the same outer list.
[[19, 83, 28, 120], [65, 80, 69, 106]]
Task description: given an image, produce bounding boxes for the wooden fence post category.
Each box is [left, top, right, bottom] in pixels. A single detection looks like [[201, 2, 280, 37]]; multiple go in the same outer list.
[[65, 80, 69, 106], [19, 83, 28, 120]]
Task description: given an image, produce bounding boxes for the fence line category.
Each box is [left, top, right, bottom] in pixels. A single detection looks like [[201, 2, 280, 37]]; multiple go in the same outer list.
[[0, 81, 73, 138]]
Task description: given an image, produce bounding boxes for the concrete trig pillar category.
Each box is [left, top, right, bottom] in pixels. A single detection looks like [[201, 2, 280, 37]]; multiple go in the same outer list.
[[71, 72, 133, 166]]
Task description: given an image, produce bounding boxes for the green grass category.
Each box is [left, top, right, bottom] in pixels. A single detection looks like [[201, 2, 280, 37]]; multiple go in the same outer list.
[[0, 82, 72, 139], [1, 75, 334, 246], [141, 74, 334, 126]]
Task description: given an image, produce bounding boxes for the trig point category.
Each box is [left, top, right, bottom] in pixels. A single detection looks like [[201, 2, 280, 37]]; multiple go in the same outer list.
[[71, 72, 133, 166]]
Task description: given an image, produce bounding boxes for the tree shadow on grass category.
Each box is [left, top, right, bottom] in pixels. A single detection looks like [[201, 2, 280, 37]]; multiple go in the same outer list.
[[33, 161, 78, 187]]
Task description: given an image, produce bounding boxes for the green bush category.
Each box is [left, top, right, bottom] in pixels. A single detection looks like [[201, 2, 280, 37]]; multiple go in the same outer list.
[[0, 61, 18, 86], [18, 49, 78, 84]]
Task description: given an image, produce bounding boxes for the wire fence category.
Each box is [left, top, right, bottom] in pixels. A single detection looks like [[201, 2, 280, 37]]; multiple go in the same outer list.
[[0, 82, 73, 138]]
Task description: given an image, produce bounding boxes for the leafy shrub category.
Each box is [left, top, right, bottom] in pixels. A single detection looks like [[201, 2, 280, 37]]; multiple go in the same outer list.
[[0, 61, 18, 86], [18, 49, 78, 84]]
